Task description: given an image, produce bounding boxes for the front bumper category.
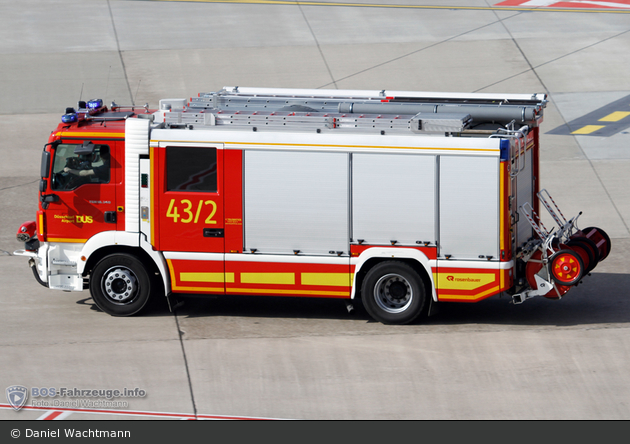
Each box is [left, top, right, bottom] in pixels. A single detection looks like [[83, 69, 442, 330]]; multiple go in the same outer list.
[[14, 242, 84, 291]]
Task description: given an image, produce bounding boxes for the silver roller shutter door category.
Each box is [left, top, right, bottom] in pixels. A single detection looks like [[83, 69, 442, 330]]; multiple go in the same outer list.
[[244, 150, 349, 255]]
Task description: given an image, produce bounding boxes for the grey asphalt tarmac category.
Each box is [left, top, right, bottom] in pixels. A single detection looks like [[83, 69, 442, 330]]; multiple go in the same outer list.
[[1, 0, 629, 420]]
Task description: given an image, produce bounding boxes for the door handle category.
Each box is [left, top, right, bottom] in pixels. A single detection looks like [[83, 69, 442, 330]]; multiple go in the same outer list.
[[104, 211, 117, 223], [203, 228, 224, 238]]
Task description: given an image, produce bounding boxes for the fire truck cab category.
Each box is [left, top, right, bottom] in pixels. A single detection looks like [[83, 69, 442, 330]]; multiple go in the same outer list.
[[14, 88, 611, 324]]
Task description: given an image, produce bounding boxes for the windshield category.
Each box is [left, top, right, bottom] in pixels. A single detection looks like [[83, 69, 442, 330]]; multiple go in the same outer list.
[[51, 143, 110, 191]]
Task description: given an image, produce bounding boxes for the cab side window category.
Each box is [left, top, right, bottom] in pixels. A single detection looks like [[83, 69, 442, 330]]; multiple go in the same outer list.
[[166, 146, 218, 193], [51, 143, 111, 191]]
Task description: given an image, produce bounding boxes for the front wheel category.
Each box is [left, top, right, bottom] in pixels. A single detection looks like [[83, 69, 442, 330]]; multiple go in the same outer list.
[[89, 253, 152, 316], [361, 261, 427, 325]]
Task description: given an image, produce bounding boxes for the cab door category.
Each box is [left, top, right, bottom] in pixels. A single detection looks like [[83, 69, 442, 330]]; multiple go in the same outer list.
[[44, 141, 119, 243], [153, 145, 225, 294], [154, 144, 224, 252]]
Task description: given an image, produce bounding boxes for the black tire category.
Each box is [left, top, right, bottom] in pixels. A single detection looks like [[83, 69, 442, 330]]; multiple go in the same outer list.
[[361, 261, 427, 325], [89, 253, 152, 316]]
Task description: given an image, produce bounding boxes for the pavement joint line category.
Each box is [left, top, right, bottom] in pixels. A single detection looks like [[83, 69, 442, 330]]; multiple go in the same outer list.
[[485, 0, 550, 98], [475, 26, 630, 92], [297, 3, 338, 89], [174, 310, 198, 418], [319, 11, 524, 88], [0, 179, 40, 192], [107, 0, 134, 105]]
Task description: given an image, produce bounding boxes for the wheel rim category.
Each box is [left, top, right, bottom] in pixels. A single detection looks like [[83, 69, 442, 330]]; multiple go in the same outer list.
[[101, 266, 139, 305], [373, 273, 413, 314], [551, 251, 583, 285]]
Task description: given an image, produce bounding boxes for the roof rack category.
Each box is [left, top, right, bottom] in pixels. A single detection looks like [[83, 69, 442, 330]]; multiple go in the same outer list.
[[158, 86, 546, 134]]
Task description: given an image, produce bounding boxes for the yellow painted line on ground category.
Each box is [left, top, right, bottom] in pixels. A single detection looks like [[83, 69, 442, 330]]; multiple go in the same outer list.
[[598, 111, 630, 122], [240, 272, 295, 285], [151, 0, 630, 14], [572, 125, 606, 135]]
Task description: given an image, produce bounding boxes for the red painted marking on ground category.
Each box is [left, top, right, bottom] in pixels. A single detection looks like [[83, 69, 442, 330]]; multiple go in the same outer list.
[[0, 403, 279, 420], [41, 410, 65, 420]]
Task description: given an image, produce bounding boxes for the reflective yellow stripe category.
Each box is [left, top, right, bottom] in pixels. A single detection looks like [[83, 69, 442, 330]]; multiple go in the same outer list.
[[500, 164, 506, 251], [172, 285, 224, 293], [436, 273, 496, 290], [38, 213, 44, 237], [55, 132, 125, 138], [301, 273, 352, 287], [180, 272, 234, 283], [227, 287, 348, 296], [438, 285, 500, 301], [47, 238, 87, 243], [152, 140, 498, 153], [240, 273, 295, 285], [150, 147, 157, 248]]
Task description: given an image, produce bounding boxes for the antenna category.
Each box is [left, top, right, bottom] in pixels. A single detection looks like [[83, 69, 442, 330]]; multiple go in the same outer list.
[[77, 83, 85, 109], [133, 80, 141, 107], [104, 65, 111, 100]]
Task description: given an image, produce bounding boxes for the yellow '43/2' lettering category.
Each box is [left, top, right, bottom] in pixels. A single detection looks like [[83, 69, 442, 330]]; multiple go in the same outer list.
[[166, 199, 217, 224]]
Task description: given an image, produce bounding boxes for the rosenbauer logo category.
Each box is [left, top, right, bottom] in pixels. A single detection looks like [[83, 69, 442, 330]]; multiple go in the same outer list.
[[446, 275, 482, 283]]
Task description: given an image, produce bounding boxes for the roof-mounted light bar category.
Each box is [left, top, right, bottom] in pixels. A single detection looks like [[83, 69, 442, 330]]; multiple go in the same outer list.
[[61, 98, 107, 123]]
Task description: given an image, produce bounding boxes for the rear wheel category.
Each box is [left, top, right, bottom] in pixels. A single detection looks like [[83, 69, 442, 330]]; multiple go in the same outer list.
[[361, 261, 427, 325], [89, 253, 152, 316]]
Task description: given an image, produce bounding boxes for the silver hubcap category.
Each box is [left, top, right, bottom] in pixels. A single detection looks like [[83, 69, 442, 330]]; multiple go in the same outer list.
[[374, 273, 413, 314], [102, 267, 138, 304]]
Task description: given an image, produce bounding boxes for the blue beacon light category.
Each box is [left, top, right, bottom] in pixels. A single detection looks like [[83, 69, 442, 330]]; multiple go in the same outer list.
[[87, 99, 103, 110], [61, 107, 78, 123]]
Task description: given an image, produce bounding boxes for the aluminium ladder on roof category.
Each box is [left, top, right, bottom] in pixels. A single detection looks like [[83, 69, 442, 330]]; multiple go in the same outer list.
[[185, 86, 547, 126], [163, 106, 477, 134], [162, 108, 473, 135], [160, 86, 545, 134]]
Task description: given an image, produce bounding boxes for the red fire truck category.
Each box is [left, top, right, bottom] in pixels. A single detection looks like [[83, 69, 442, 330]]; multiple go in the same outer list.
[[14, 87, 611, 324]]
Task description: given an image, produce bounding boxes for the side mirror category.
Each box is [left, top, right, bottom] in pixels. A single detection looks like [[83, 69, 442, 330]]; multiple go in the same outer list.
[[41, 151, 51, 178], [41, 194, 59, 203]]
